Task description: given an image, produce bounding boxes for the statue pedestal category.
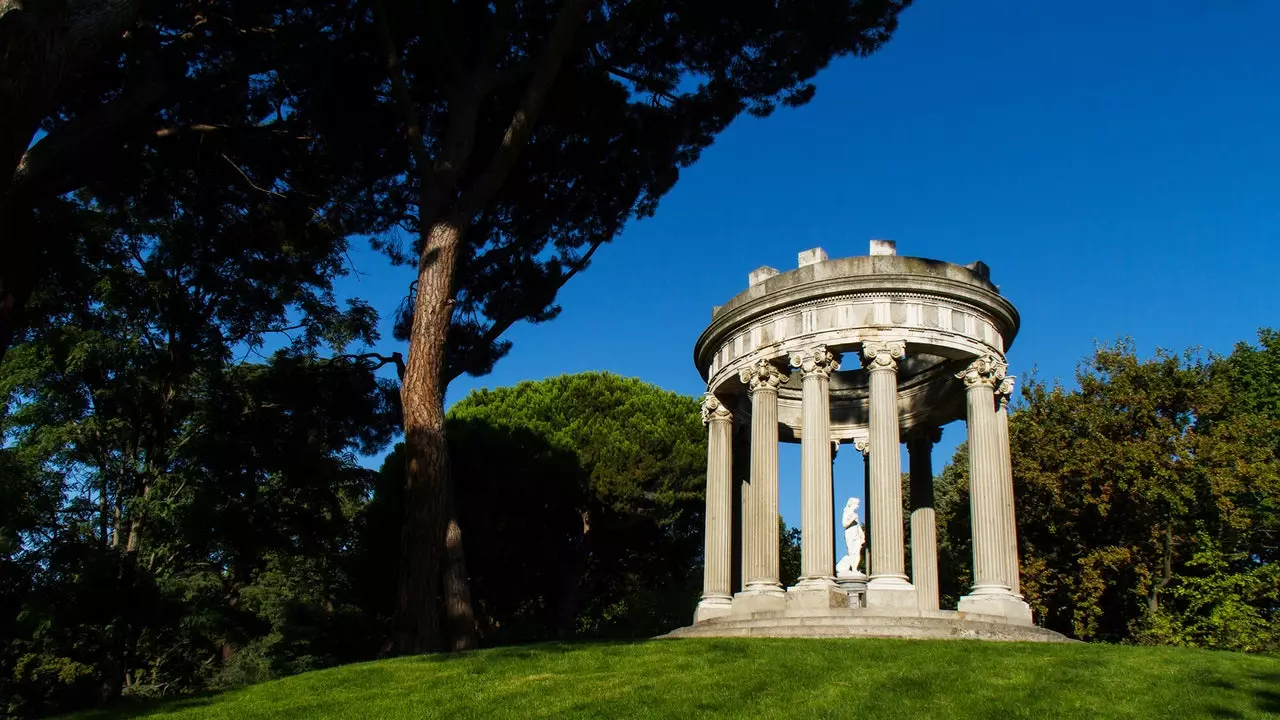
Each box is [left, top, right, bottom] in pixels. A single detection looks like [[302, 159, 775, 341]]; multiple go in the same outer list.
[[836, 571, 868, 608], [786, 580, 849, 610]]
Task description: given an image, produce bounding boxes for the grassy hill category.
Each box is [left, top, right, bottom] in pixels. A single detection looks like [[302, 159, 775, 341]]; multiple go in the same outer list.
[[76, 638, 1280, 719]]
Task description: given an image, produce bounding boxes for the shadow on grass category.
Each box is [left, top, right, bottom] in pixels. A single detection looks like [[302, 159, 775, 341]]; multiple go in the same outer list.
[[71, 639, 657, 718], [72, 693, 219, 720], [442, 637, 651, 661], [353, 637, 655, 667], [1249, 671, 1280, 716], [1192, 667, 1280, 719]]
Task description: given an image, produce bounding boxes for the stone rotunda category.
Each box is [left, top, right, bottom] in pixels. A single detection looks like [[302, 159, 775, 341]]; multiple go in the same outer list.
[[665, 240, 1069, 642]]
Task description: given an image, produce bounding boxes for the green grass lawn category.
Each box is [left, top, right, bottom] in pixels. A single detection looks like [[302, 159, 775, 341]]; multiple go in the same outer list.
[[75, 638, 1280, 720]]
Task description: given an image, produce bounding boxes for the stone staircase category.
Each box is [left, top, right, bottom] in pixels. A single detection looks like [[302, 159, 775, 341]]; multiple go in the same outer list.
[[660, 608, 1073, 643]]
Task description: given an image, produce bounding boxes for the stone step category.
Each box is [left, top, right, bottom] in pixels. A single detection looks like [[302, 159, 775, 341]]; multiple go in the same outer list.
[[665, 622, 1064, 638], [661, 615, 1073, 643], [698, 608, 1010, 625], [664, 623, 1069, 643]]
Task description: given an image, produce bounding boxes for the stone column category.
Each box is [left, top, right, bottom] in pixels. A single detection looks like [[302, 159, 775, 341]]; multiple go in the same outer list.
[[862, 340, 915, 609], [732, 424, 748, 593], [854, 437, 870, 576], [734, 359, 787, 612], [786, 347, 847, 609], [907, 428, 942, 612], [695, 393, 734, 623], [996, 375, 1022, 598], [956, 355, 1032, 624]]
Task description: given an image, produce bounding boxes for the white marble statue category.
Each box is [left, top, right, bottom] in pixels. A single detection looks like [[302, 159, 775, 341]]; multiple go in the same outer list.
[[835, 497, 865, 576]]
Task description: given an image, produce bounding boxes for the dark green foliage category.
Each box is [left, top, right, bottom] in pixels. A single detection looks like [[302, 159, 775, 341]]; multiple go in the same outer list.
[[935, 333, 1280, 651], [368, 373, 706, 644], [0, 181, 397, 717], [780, 519, 803, 589]]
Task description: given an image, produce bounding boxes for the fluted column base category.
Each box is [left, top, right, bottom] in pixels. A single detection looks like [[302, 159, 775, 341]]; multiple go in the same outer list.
[[694, 596, 732, 623], [957, 593, 1033, 625], [865, 577, 917, 610], [731, 588, 787, 616]]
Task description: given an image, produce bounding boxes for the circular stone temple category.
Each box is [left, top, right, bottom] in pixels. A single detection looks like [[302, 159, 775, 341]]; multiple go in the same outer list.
[[666, 240, 1068, 642]]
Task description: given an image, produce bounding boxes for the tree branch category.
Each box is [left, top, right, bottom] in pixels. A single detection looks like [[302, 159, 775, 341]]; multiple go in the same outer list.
[[461, 0, 591, 215], [338, 352, 406, 381], [444, 236, 603, 385], [11, 65, 168, 201], [590, 47, 677, 104], [371, 0, 429, 174], [221, 153, 286, 198]]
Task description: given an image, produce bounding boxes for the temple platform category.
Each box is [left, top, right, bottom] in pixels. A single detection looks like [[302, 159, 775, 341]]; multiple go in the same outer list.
[[660, 608, 1073, 643]]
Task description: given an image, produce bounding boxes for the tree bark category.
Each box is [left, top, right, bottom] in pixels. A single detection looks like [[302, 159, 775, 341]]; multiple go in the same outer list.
[[1148, 518, 1174, 613], [557, 507, 592, 639], [442, 465, 478, 651], [390, 216, 468, 654], [0, 202, 34, 359]]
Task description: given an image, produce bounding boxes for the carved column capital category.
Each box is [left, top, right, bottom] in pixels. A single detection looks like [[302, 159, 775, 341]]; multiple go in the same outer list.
[[789, 345, 841, 379], [955, 354, 1007, 389], [738, 360, 788, 393], [906, 426, 944, 449], [853, 437, 870, 457], [701, 392, 734, 425], [862, 340, 906, 373], [996, 375, 1016, 410]]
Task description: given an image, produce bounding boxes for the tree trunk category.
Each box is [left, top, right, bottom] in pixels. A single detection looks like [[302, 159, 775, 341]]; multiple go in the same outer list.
[[0, 108, 34, 358], [390, 216, 468, 654], [557, 507, 592, 639], [379, 0, 588, 655], [1148, 518, 1174, 613], [442, 469, 478, 651], [0, 203, 35, 359]]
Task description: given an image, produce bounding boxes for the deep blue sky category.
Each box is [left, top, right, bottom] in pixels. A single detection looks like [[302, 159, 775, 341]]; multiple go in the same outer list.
[[336, 0, 1280, 532]]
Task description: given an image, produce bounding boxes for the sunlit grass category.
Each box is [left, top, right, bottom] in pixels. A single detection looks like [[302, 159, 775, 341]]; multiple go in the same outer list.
[[74, 638, 1280, 719]]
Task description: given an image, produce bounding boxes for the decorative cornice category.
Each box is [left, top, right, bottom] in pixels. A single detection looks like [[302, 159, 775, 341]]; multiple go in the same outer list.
[[789, 345, 841, 379], [956, 354, 1007, 389], [862, 340, 906, 373], [701, 393, 733, 425], [738, 360, 788, 393]]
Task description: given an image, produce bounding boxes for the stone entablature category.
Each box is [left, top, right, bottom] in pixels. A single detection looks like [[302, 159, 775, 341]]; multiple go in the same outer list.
[[703, 292, 1006, 383], [694, 253, 1019, 440]]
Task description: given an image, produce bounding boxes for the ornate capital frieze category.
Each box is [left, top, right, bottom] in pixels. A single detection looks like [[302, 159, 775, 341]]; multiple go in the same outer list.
[[861, 340, 906, 373], [996, 375, 1016, 410], [701, 392, 733, 425], [956, 354, 1007, 389], [737, 359, 788, 393], [789, 345, 841, 379]]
